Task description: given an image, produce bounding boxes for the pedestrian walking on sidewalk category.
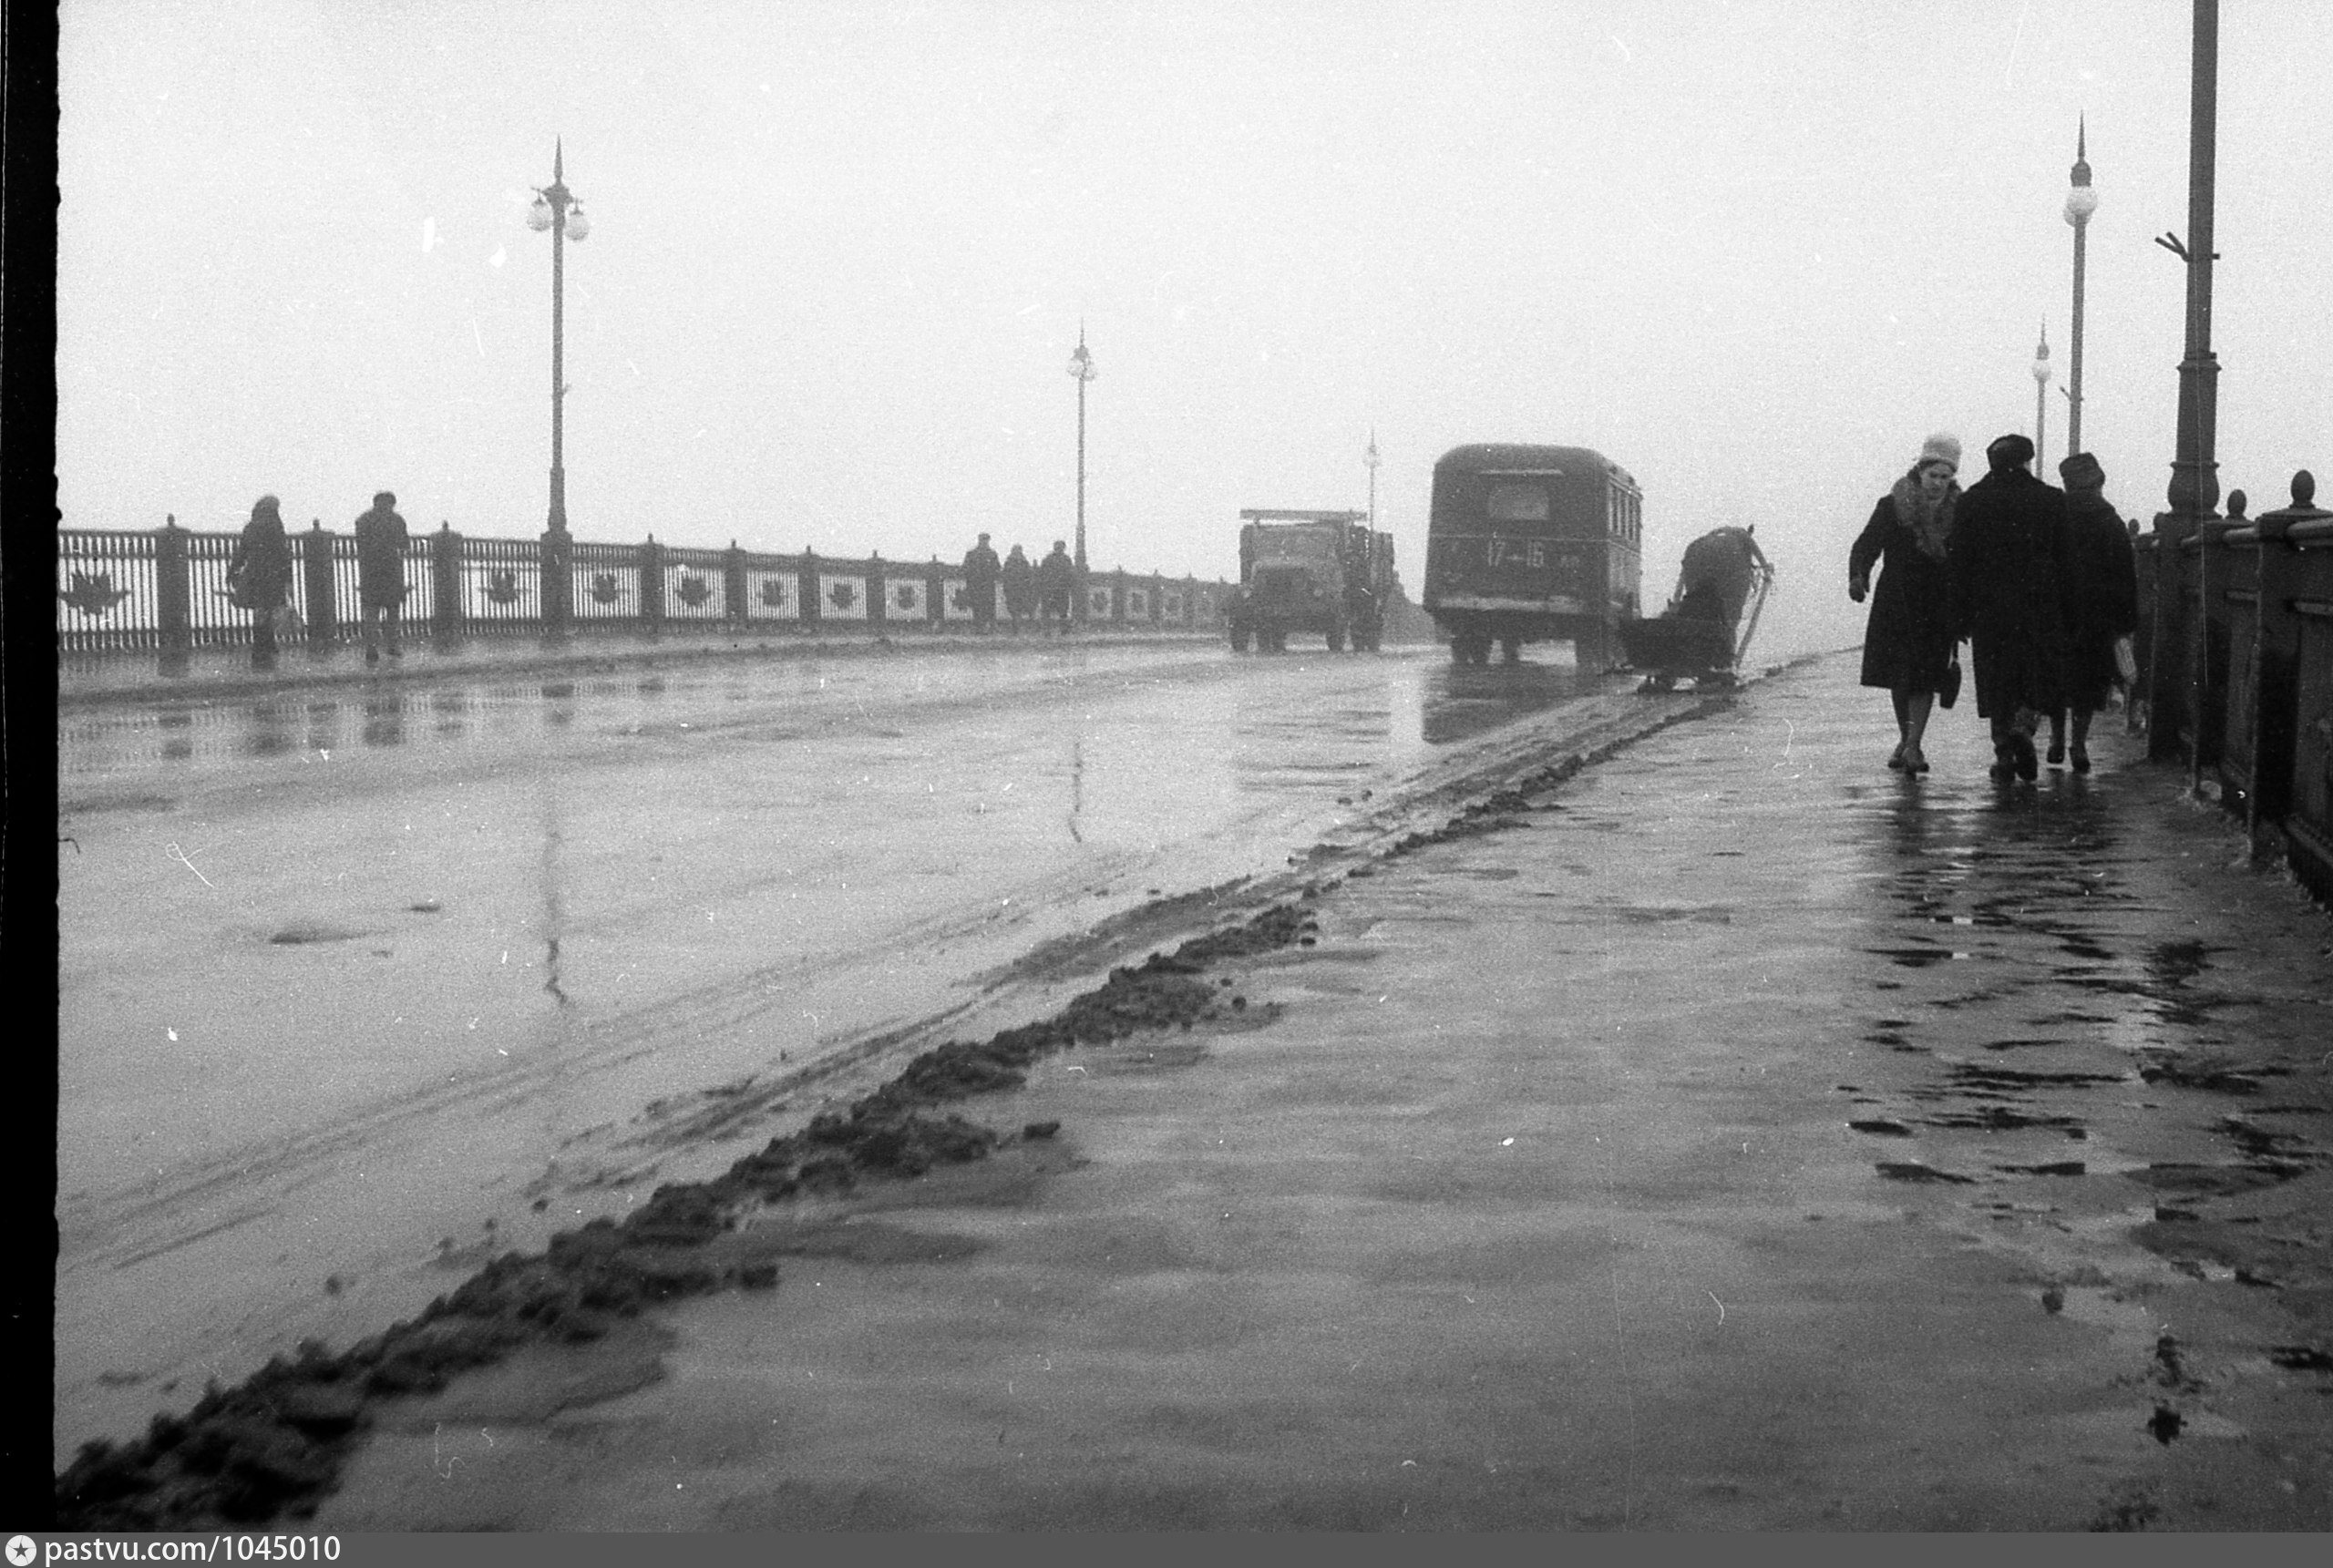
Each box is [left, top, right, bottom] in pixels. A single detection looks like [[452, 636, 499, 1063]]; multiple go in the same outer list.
[[1036, 539, 1075, 634], [1849, 433, 1963, 776], [1949, 433, 2074, 783], [354, 490, 410, 664], [962, 532, 1002, 630], [1001, 543, 1034, 633], [2041, 452, 2140, 774], [224, 495, 293, 671]]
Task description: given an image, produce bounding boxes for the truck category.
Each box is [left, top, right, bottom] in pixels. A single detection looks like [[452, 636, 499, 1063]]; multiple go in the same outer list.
[[1228, 509, 1397, 653]]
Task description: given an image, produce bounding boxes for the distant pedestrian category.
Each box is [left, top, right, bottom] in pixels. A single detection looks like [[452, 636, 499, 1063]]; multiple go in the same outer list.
[[224, 495, 293, 671], [961, 532, 1002, 630], [1036, 539, 1075, 634], [1949, 433, 2073, 783], [2043, 452, 2139, 774], [354, 490, 410, 664], [1001, 543, 1034, 633], [1849, 434, 1962, 775]]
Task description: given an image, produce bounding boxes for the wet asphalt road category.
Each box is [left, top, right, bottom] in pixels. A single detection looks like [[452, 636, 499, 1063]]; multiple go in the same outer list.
[[307, 652, 2333, 1531], [56, 641, 1622, 1462]]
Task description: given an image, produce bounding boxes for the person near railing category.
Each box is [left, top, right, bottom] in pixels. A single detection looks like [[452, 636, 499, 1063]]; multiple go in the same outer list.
[[224, 495, 293, 671], [962, 532, 1002, 631], [1037, 539, 1074, 636], [1001, 543, 1034, 634], [1950, 433, 2074, 784], [2045, 453, 2140, 774], [354, 490, 410, 664], [1848, 434, 1962, 777]]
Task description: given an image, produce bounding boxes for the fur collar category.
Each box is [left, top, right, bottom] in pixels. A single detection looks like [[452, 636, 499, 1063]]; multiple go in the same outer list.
[[1890, 471, 1959, 560]]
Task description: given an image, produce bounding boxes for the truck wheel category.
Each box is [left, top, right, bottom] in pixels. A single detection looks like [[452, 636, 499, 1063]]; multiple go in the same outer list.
[[1230, 627, 1251, 652], [1500, 638, 1521, 664], [1327, 625, 1347, 652], [1449, 637, 1473, 665]]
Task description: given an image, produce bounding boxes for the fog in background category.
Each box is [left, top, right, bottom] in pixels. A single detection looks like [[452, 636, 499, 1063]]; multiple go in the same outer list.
[[57, 0, 2332, 659]]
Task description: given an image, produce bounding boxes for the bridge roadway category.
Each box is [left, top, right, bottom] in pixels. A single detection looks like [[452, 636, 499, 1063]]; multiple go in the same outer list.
[[56, 631, 1664, 1464], [279, 650, 2332, 1532]]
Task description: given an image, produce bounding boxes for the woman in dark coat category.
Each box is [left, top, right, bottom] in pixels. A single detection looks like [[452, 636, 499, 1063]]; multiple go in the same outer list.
[[1849, 433, 1961, 774], [1948, 434, 2074, 782], [2046, 451, 2140, 773], [1000, 544, 1035, 632], [225, 494, 293, 670]]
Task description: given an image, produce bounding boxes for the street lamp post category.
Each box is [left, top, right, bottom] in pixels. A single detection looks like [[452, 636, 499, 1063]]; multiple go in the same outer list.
[[528, 141, 589, 630], [2063, 120, 2099, 457], [2146, 0, 2221, 764], [1067, 327, 1098, 618], [1365, 429, 1380, 527], [2031, 323, 2053, 472]]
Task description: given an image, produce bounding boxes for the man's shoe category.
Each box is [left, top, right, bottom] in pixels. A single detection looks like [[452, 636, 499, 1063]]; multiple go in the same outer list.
[[2071, 742, 2091, 774], [2014, 733, 2040, 781], [1991, 750, 2019, 781], [2047, 738, 2067, 766]]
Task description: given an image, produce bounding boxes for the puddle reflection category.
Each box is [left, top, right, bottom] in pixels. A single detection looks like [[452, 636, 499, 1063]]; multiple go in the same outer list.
[[63, 648, 1612, 794]]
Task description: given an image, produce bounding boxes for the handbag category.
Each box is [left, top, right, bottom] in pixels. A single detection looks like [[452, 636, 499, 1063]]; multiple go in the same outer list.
[[1938, 658, 1962, 710]]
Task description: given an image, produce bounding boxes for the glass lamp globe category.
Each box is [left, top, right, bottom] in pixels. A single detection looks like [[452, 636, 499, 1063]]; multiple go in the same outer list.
[[565, 207, 590, 241], [1067, 346, 1095, 380], [2032, 356, 2053, 386], [527, 195, 553, 231], [2064, 185, 2100, 225]]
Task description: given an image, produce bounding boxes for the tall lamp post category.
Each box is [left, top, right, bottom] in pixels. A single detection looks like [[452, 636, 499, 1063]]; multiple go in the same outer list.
[[2147, 0, 2221, 764], [1067, 327, 1098, 617], [2062, 120, 2098, 456], [1365, 429, 1380, 526], [2031, 323, 2052, 472], [528, 141, 590, 630]]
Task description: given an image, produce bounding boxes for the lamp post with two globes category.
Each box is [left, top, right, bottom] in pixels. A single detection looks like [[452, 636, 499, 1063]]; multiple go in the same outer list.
[[527, 142, 591, 536]]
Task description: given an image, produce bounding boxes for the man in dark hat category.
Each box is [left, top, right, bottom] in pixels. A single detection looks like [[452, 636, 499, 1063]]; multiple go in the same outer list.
[[1948, 434, 2073, 781], [354, 490, 410, 663], [1036, 538, 1075, 635], [961, 531, 1002, 630], [2046, 452, 2140, 772]]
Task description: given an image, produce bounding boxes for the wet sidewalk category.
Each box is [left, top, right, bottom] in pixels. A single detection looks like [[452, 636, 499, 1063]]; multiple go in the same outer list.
[[124, 652, 2333, 1531], [56, 624, 1224, 708]]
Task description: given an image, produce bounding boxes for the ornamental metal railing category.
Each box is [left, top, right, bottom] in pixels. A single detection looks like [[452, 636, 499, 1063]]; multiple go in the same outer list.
[[2133, 467, 2333, 905], [57, 517, 1233, 656]]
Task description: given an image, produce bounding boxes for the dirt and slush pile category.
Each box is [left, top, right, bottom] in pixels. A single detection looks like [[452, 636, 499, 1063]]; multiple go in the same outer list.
[[53, 900, 1322, 1530]]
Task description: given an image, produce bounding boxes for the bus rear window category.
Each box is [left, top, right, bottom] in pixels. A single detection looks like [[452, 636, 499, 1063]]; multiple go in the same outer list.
[[1485, 484, 1549, 523]]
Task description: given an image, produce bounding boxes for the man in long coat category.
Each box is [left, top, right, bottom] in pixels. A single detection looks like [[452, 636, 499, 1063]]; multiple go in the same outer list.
[[1035, 539, 1075, 635], [2046, 452, 2141, 773], [1949, 433, 2073, 782], [354, 490, 409, 662], [961, 532, 1002, 630]]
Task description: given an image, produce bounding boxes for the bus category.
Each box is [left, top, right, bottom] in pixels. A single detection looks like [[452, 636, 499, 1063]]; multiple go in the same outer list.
[[1423, 444, 1642, 667]]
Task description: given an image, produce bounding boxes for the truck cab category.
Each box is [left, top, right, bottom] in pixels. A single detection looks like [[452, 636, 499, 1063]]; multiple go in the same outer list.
[[1228, 509, 1393, 653]]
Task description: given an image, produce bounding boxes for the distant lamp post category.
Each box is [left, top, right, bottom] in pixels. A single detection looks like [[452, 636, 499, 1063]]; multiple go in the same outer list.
[[1067, 327, 1098, 614], [528, 141, 590, 543], [2031, 322, 2053, 471], [2062, 119, 2099, 457], [1365, 429, 1381, 527]]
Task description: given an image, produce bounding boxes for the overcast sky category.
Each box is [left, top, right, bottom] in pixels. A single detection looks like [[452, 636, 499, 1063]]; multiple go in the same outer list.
[[56, 0, 2333, 655]]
